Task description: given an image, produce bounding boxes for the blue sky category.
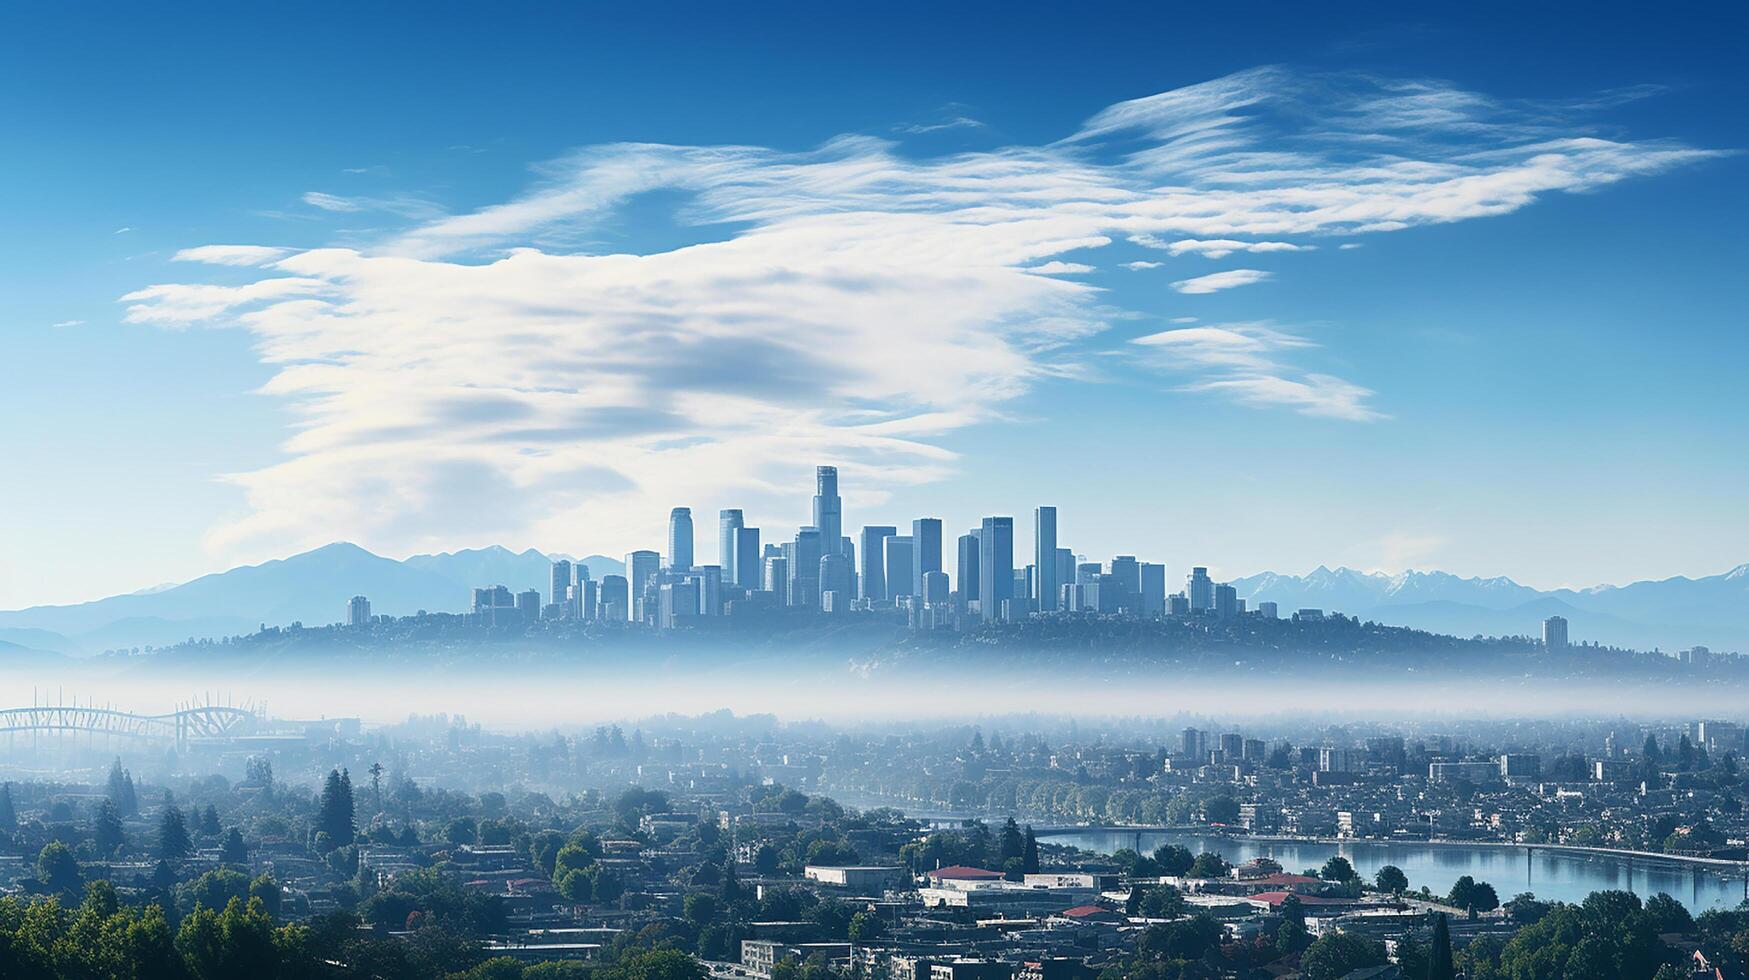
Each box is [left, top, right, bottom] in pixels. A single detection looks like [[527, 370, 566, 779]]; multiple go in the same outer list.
[[2, 2, 1745, 608]]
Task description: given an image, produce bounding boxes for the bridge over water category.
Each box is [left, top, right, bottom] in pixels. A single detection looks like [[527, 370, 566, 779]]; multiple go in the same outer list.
[[0, 703, 258, 748]]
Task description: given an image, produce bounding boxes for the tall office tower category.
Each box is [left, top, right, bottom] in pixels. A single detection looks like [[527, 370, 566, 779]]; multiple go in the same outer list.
[[978, 516, 1014, 623], [1169, 592, 1191, 616], [956, 531, 980, 612], [516, 589, 542, 618], [667, 508, 694, 571], [473, 585, 513, 613], [658, 581, 698, 630], [790, 527, 822, 606], [346, 595, 371, 627], [624, 550, 660, 621], [1188, 566, 1214, 611], [813, 466, 842, 556], [1034, 506, 1059, 612], [1257, 600, 1279, 619], [734, 526, 761, 590], [577, 578, 598, 621], [1543, 615, 1569, 650], [1220, 733, 1244, 759], [858, 526, 896, 601], [819, 553, 852, 613], [1181, 727, 1204, 759], [762, 555, 789, 596], [694, 567, 723, 615], [1110, 555, 1141, 612], [1055, 548, 1075, 603], [1140, 563, 1166, 618], [598, 576, 625, 620], [840, 537, 856, 599], [1214, 583, 1238, 619], [550, 559, 573, 609], [912, 518, 942, 599], [718, 510, 744, 584], [884, 535, 914, 600]]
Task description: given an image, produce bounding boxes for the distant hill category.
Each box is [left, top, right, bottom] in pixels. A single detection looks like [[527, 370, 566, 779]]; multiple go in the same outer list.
[[1230, 564, 1749, 653], [0, 543, 624, 654]]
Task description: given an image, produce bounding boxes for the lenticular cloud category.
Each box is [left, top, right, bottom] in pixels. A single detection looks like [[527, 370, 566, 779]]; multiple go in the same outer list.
[[122, 67, 1712, 563]]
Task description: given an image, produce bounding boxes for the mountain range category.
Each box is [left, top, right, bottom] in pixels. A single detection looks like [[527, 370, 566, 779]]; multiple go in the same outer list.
[[0, 543, 1742, 656], [1230, 565, 1749, 653], [0, 543, 622, 655]]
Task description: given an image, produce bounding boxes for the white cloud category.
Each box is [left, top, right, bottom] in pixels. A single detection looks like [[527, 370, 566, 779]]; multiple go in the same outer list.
[[1171, 268, 1272, 294], [50, 319, 85, 329], [1025, 261, 1095, 274], [1339, 243, 1364, 250], [113, 227, 133, 234], [1132, 322, 1381, 420], [123, 67, 1710, 562], [1169, 316, 1198, 323], [897, 115, 986, 135], [1133, 236, 1313, 259], [173, 245, 293, 267], [1183, 373, 1385, 421], [1122, 261, 1164, 270]]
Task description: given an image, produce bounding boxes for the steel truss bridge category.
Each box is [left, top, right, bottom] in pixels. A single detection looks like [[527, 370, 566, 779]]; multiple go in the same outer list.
[[0, 704, 258, 747]]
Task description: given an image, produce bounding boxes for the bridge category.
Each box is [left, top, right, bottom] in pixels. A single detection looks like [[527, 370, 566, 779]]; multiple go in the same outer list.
[[0, 703, 259, 747]]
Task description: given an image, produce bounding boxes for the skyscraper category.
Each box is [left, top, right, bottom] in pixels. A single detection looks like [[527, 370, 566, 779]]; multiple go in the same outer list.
[[1188, 567, 1214, 611], [1140, 562, 1166, 618], [718, 509, 744, 584], [790, 526, 822, 606], [550, 559, 572, 609], [346, 595, 371, 627], [1214, 583, 1237, 619], [813, 466, 842, 557], [668, 507, 694, 571], [819, 553, 852, 613], [1110, 555, 1140, 612], [734, 526, 761, 590], [1034, 506, 1058, 613], [978, 516, 1014, 622], [956, 531, 980, 614], [859, 525, 896, 602], [598, 575, 628, 621], [884, 535, 914, 601], [1543, 615, 1569, 650], [912, 518, 942, 600], [624, 550, 660, 621]]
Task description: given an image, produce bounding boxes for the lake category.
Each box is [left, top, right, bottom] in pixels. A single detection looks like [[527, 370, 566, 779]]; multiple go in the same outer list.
[[1043, 830, 1749, 913]]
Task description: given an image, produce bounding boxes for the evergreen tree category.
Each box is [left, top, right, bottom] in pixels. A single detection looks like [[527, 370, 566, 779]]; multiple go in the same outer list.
[[1427, 912, 1454, 980], [94, 798, 127, 856], [200, 804, 221, 836], [221, 827, 249, 864], [1021, 825, 1040, 874], [368, 761, 385, 812], [720, 854, 743, 903], [317, 768, 356, 848], [159, 806, 192, 862], [998, 817, 1024, 863], [0, 782, 14, 830]]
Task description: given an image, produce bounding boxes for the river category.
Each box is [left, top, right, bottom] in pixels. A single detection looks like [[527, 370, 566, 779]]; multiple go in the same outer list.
[[1043, 830, 1749, 913]]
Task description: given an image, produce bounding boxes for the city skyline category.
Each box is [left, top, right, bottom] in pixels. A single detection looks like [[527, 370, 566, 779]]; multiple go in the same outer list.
[[3, 4, 1746, 610]]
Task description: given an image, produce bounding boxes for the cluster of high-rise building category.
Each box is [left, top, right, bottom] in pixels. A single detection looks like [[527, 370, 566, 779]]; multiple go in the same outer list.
[[536, 465, 1269, 632]]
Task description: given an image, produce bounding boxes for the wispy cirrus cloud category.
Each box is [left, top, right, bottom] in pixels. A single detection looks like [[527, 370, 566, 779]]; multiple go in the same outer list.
[[1132, 322, 1382, 421], [1171, 268, 1272, 294], [1135, 236, 1313, 259], [122, 66, 1712, 562]]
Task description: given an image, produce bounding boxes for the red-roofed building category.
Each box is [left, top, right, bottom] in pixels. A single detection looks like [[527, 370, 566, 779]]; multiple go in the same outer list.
[[927, 866, 1005, 881], [1243, 891, 1361, 916], [1053, 905, 1123, 924]]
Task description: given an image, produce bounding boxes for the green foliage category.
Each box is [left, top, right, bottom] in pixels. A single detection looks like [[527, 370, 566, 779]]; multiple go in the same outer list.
[[1373, 864, 1408, 894], [1445, 875, 1499, 915], [1319, 856, 1357, 882], [1298, 931, 1387, 980], [159, 806, 192, 862], [318, 768, 356, 849], [37, 841, 82, 894]]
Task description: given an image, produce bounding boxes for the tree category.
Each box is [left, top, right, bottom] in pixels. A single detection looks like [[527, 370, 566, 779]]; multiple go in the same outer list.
[[1299, 931, 1387, 980], [998, 818, 1024, 866], [1428, 912, 1454, 980], [159, 805, 192, 862], [94, 798, 127, 856], [1374, 864, 1408, 894], [317, 768, 355, 848], [1188, 852, 1229, 879], [0, 782, 14, 830], [1204, 795, 1240, 825], [1446, 875, 1499, 915], [1021, 825, 1040, 874], [221, 827, 249, 864], [1320, 855, 1357, 882], [200, 804, 222, 836], [37, 840, 82, 893], [848, 910, 887, 943], [107, 757, 140, 816], [369, 761, 385, 812]]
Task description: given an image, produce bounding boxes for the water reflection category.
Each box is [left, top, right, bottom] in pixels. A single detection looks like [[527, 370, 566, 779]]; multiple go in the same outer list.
[[1046, 831, 1749, 913]]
